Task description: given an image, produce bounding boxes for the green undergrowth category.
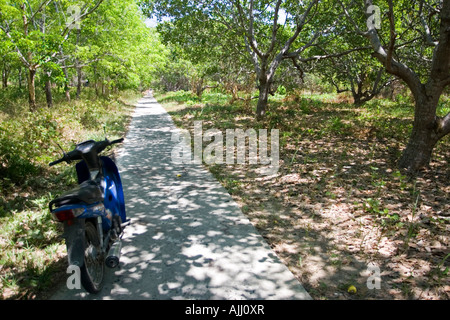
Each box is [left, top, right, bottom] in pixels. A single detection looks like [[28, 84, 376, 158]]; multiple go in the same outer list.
[[0, 87, 139, 299]]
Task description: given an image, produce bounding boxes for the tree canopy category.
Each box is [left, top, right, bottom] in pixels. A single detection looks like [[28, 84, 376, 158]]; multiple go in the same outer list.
[[143, 0, 450, 172], [1, 0, 449, 171], [0, 0, 168, 108]]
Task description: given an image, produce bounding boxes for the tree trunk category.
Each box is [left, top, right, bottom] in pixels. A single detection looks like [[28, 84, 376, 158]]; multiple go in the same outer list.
[[18, 67, 23, 89], [2, 63, 9, 88], [353, 94, 362, 106], [398, 127, 438, 172], [194, 78, 203, 100], [28, 68, 37, 111], [45, 78, 53, 108], [93, 65, 99, 97], [398, 94, 449, 172], [75, 29, 82, 100], [64, 82, 71, 102], [62, 60, 71, 102], [256, 79, 270, 120], [357, 0, 450, 172], [76, 66, 82, 99]]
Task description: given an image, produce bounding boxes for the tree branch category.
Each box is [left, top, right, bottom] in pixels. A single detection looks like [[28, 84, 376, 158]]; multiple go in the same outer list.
[[0, 15, 31, 68], [267, 0, 319, 78], [60, 0, 105, 39], [362, 0, 424, 100], [289, 56, 305, 81], [428, 0, 450, 89], [385, 0, 397, 73], [247, 0, 261, 56], [436, 112, 450, 139], [233, 0, 263, 59], [419, 0, 438, 46], [35, 0, 106, 68], [288, 46, 372, 62], [29, 0, 53, 23], [337, 0, 368, 36], [266, 0, 283, 56]]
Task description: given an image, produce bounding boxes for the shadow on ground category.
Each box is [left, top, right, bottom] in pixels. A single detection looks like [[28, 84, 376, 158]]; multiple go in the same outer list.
[[50, 95, 310, 300]]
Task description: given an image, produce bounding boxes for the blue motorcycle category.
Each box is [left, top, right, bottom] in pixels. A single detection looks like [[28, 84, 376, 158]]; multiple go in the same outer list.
[[49, 138, 129, 293]]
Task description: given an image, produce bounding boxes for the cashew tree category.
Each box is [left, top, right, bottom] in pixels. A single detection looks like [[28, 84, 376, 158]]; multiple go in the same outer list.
[[0, 0, 104, 110], [145, 0, 345, 119], [339, 0, 450, 172]]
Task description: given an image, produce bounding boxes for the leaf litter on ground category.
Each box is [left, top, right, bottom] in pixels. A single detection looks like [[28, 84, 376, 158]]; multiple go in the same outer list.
[[161, 91, 449, 300]]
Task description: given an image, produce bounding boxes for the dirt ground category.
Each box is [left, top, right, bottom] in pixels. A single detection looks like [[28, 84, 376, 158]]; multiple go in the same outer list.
[[165, 93, 450, 300], [229, 164, 450, 300], [218, 138, 449, 299]]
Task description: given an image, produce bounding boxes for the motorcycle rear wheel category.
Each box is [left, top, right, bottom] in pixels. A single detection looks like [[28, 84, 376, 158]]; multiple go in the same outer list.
[[80, 221, 104, 294]]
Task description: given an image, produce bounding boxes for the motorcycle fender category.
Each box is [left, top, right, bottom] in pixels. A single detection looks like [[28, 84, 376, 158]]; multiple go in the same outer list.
[[63, 219, 85, 267], [100, 156, 127, 224]]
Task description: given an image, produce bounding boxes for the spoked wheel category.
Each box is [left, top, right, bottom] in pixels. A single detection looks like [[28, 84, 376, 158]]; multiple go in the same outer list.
[[80, 221, 104, 294]]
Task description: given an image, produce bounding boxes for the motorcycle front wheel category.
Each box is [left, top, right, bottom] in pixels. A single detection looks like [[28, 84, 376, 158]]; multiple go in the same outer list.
[[80, 221, 104, 294]]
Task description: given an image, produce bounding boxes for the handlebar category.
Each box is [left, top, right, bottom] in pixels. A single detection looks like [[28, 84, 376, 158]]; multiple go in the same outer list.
[[49, 158, 65, 167], [49, 138, 124, 167], [110, 138, 124, 144]]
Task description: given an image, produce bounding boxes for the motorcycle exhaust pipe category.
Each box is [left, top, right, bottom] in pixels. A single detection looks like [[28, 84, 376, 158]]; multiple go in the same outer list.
[[105, 240, 122, 268]]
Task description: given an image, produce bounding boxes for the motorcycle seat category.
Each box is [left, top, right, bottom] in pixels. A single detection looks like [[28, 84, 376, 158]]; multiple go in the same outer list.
[[50, 180, 103, 210]]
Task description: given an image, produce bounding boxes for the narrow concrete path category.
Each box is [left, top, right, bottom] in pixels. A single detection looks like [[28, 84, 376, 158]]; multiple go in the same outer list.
[[50, 94, 311, 300]]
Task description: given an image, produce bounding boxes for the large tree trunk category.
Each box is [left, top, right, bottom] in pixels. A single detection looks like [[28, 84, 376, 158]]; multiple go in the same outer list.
[[28, 68, 37, 111], [398, 92, 450, 171], [398, 128, 438, 172], [360, 0, 450, 172]]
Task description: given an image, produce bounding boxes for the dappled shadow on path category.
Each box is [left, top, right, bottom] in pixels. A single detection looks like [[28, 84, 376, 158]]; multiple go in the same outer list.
[[111, 96, 309, 299], [51, 95, 310, 300]]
